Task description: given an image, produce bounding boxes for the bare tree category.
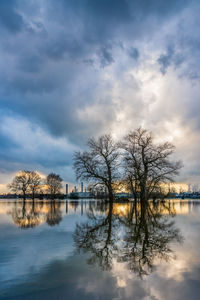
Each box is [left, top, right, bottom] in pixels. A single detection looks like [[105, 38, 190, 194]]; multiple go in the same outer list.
[[8, 170, 31, 201], [74, 135, 120, 202], [29, 171, 42, 201], [46, 173, 63, 200], [122, 128, 182, 203]]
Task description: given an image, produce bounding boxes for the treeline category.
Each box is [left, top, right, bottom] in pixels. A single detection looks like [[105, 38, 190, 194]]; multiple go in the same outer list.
[[74, 127, 183, 203], [8, 171, 63, 201], [7, 128, 182, 203]]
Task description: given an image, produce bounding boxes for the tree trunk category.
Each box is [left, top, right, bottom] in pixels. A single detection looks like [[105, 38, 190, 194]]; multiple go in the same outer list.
[[32, 189, 35, 202], [106, 201, 113, 243], [108, 185, 114, 203], [23, 191, 26, 201]]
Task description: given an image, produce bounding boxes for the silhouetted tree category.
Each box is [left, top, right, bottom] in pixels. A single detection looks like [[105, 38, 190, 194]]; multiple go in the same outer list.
[[74, 135, 120, 202], [8, 170, 31, 201], [46, 173, 63, 200], [121, 128, 182, 203], [29, 171, 42, 201]]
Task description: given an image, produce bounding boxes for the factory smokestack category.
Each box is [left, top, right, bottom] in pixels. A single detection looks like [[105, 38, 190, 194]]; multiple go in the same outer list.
[[66, 184, 68, 196]]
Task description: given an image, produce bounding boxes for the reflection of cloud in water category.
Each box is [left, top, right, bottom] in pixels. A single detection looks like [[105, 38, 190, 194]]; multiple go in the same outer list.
[[0, 200, 200, 299], [74, 201, 183, 277], [0, 224, 76, 290], [7, 201, 63, 228]]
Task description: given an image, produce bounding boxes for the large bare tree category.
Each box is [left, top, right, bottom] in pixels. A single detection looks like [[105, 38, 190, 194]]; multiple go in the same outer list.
[[74, 135, 120, 202], [29, 171, 42, 201], [122, 128, 182, 203], [8, 170, 31, 201], [46, 173, 63, 200]]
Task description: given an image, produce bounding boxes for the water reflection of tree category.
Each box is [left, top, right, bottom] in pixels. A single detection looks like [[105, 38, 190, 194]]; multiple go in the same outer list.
[[10, 201, 62, 228], [69, 201, 79, 212], [74, 202, 119, 270], [119, 201, 182, 277], [46, 202, 62, 226], [74, 200, 183, 276], [11, 201, 42, 228]]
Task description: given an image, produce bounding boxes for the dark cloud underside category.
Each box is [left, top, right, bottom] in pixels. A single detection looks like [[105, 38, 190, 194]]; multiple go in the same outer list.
[[0, 0, 200, 185]]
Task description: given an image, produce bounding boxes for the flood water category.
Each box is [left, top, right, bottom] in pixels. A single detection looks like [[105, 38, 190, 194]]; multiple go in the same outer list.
[[0, 199, 200, 300]]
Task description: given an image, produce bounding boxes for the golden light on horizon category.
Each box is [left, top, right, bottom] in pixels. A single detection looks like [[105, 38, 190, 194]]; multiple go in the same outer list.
[[112, 203, 131, 217]]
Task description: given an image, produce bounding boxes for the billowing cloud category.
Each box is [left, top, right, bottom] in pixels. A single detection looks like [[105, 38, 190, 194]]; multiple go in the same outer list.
[[0, 0, 200, 189]]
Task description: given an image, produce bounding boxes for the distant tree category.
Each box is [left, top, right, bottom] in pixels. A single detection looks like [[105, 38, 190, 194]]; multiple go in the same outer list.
[[46, 173, 63, 200], [121, 128, 182, 203], [8, 170, 31, 201], [74, 135, 120, 202], [28, 171, 42, 201]]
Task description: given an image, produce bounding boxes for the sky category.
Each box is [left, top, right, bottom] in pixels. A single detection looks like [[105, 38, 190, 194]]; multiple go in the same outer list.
[[0, 0, 200, 192]]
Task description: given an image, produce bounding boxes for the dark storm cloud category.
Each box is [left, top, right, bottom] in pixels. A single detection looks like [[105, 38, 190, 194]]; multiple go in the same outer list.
[[0, 0, 200, 183], [41, 36, 85, 61], [44, 0, 191, 52], [157, 46, 184, 74], [128, 47, 139, 60], [100, 46, 115, 67], [18, 54, 44, 73], [0, 0, 24, 33], [0, 110, 76, 180]]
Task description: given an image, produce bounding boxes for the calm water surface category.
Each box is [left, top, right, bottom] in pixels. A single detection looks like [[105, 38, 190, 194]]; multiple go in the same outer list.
[[0, 199, 200, 300]]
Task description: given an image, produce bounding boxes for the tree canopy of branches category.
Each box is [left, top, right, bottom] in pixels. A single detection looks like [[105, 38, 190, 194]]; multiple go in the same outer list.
[[29, 171, 42, 200], [8, 170, 31, 201], [122, 128, 182, 203], [74, 135, 120, 202], [46, 173, 63, 200], [8, 170, 42, 201]]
